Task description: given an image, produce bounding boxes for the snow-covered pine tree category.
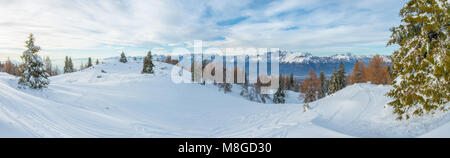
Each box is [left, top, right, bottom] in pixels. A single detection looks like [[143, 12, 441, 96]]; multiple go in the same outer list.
[[387, 0, 449, 120], [142, 51, 154, 74], [223, 83, 232, 93], [87, 57, 93, 68], [119, 51, 127, 63], [328, 68, 338, 94], [96, 59, 99, 65], [18, 34, 50, 89], [318, 71, 328, 99], [273, 75, 286, 104]]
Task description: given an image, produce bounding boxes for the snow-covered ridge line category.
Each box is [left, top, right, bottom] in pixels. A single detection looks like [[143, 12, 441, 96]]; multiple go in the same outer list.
[[278, 51, 391, 64], [100, 52, 391, 64]]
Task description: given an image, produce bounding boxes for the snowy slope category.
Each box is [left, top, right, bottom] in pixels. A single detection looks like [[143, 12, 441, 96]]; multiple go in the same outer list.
[[309, 84, 450, 137], [0, 60, 448, 138]]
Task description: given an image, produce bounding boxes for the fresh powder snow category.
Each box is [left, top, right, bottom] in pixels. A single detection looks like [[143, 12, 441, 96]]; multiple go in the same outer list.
[[0, 59, 448, 138]]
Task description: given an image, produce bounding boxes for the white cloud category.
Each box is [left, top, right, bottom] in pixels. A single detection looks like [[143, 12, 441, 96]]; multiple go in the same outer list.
[[0, 0, 404, 61]]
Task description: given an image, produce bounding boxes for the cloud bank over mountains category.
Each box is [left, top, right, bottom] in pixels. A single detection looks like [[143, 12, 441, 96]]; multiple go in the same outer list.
[[0, 0, 404, 60]]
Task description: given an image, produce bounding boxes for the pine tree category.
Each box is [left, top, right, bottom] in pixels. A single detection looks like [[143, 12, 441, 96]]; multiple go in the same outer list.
[[18, 33, 50, 89], [329, 68, 338, 94], [96, 59, 99, 65], [44, 56, 52, 76], [318, 71, 328, 99], [119, 51, 127, 63], [142, 51, 154, 74], [68, 57, 74, 73], [337, 61, 347, 90], [386, 0, 449, 120], [273, 75, 286, 104], [87, 57, 93, 68]]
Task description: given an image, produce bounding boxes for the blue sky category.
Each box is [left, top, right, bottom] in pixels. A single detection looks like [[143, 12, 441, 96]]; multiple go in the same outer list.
[[0, 0, 405, 61]]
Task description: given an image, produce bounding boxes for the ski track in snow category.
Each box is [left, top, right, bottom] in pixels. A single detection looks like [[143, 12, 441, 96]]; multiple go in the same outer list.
[[0, 60, 448, 138]]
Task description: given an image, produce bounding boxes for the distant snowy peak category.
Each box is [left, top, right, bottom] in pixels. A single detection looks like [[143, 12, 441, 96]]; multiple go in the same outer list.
[[279, 51, 391, 64], [100, 52, 390, 64]]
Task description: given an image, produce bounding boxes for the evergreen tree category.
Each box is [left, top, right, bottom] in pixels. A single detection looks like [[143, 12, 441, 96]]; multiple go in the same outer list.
[[387, 0, 449, 119], [87, 57, 93, 68], [119, 51, 127, 63], [328, 68, 337, 94], [142, 51, 154, 74], [273, 75, 286, 104], [53, 65, 59, 76], [96, 59, 99, 65], [337, 61, 347, 90], [18, 33, 49, 89], [318, 71, 328, 99], [68, 57, 74, 73]]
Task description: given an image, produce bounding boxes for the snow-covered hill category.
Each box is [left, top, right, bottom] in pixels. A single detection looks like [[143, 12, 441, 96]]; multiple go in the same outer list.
[[0, 60, 448, 138]]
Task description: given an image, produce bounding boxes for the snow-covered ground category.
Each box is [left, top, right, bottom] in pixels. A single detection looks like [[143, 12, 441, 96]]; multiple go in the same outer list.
[[0, 60, 448, 138]]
